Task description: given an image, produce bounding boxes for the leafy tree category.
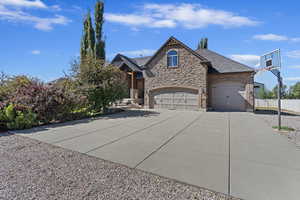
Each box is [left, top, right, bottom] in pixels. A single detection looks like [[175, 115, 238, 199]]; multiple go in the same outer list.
[[0, 71, 8, 86], [0, 75, 32, 103], [257, 87, 268, 99], [290, 82, 300, 98], [257, 87, 274, 99], [76, 58, 127, 112], [271, 84, 288, 98], [77, 1, 126, 113]]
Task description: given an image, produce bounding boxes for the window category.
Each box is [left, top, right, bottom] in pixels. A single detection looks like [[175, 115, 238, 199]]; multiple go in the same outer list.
[[167, 50, 178, 67]]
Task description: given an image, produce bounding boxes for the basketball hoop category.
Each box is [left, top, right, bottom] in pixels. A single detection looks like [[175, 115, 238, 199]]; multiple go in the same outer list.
[[257, 49, 281, 76], [257, 49, 282, 130]]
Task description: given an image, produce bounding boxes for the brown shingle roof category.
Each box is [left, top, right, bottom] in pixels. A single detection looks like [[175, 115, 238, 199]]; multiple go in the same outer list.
[[112, 36, 255, 74], [196, 48, 254, 73]]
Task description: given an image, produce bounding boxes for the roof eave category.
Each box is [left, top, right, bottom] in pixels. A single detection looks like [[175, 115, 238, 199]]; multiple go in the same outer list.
[[209, 70, 255, 74]]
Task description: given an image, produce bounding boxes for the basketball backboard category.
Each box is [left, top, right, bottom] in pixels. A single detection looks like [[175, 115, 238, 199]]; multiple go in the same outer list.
[[257, 49, 281, 78]]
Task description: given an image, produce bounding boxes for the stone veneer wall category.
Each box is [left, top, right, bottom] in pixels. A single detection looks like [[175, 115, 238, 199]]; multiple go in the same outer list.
[[144, 43, 208, 110], [207, 72, 255, 111]]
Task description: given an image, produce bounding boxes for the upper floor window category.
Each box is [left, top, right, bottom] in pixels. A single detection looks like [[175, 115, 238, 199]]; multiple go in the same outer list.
[[167, 50, 178, 67]]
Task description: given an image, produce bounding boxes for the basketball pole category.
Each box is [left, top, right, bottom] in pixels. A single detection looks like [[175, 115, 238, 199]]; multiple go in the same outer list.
[[260, 48, 282, 130], [277, 72, 282, 131], [278, 49, 282, 131]]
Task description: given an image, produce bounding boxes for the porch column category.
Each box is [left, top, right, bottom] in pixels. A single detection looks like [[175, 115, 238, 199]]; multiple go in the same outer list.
[[130, 72, 138, 100]]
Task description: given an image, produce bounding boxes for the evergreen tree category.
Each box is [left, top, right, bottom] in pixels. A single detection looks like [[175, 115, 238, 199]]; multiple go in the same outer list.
[[94, 1, 105, 60], [86, 11, 96, 59], [198, 38, 208, 49], [80, 11, 95, 64], [80, 20, 88, 61]]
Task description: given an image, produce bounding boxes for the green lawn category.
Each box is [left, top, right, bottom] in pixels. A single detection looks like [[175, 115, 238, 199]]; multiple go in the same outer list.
[[272, 126, 295, 132]]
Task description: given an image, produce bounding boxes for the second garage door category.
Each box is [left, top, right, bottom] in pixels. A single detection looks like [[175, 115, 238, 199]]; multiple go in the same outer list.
[[153, 88, 198, 110], [211, 81, 246, 111]]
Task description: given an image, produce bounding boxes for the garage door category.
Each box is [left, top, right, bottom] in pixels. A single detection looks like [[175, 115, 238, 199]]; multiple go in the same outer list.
[[211, 82, 246, 111], [153, 88, 198, 110]]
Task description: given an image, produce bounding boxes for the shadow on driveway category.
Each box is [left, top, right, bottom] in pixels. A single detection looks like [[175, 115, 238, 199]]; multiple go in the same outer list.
[[254, 109, 300, 116], [2, 109, 161, 136]]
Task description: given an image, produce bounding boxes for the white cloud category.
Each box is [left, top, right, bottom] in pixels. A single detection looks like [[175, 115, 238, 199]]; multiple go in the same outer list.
[[50, 5, 61, 11], [152, 19, 176, 28], [0, 0, 47, 8], [120, 49, 156, 57], [106, 3, 259, 29], [253, 34, 288, 41], [253, 34, 300, 42], [291, 38, 300, 42], [105, 14, 176, 28], [230, 54, 260, 67], [289, 65, 300, 69], [285, 77, 300, 81], [287, 50, 300, 58], [33, 15, 70, 30], [31, 50, 40, 55], [105, 14, 152, 26], [0, 1, 70, 30]]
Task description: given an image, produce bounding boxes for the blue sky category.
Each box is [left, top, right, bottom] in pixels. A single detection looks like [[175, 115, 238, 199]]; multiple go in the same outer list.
[[0, 0, 300, 90]]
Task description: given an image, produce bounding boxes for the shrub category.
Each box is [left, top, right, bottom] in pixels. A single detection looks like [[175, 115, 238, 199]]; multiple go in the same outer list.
[[6, 111, 37, 130], [2, 104, 38, 130], [7, 78, 87, 123], [0, 108, 8, 130], [5, 104, 16, 121], [0, 57, 126, 129], [0, 75, 32, 103]]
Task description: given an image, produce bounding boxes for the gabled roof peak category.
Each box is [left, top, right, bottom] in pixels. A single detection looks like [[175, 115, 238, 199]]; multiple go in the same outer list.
[[144, 36, 209, 67]]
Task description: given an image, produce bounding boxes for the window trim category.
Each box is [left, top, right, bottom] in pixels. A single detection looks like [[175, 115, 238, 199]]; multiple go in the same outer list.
[[167, 49, 179, 68]]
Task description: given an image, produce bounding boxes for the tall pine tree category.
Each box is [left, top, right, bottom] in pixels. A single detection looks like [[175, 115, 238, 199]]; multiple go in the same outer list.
[[80, 1, 105, 65], [197, 38, 208, 49], [80, 10, 96, 65], [94, 1, 105, 60]]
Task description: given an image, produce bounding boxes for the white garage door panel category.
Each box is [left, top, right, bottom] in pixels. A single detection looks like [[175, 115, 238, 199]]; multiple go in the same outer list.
[[153, 89, 198, 110], [211, 82, 246, 111]]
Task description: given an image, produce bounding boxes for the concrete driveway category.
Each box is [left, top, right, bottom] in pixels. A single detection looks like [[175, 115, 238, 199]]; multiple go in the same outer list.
[[16, 109, 300, 200]]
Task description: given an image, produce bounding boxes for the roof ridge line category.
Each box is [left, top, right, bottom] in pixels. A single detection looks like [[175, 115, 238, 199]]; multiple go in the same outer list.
[[120, 54, 143, 70]]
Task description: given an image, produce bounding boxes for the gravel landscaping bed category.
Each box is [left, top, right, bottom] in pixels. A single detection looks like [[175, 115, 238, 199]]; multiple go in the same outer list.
[[0, 134, 239, 200]]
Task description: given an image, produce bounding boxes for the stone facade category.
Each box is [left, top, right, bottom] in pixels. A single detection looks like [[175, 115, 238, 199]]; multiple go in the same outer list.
[[207, 72, 255, 111], [133, 37, 255, 112], [144, 41, 208, 110]]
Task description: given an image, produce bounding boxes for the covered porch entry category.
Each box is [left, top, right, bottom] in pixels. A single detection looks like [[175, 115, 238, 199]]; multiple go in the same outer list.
[[125, 70, 144, 104], [111, 54, 145, 105]]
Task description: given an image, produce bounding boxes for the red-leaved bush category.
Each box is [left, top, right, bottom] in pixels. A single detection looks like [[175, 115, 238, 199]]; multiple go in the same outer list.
[[7, 78, 87, 123]]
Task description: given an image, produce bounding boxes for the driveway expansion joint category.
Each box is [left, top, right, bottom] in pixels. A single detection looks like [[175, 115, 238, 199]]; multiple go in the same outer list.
[[52, 123, 124, 144], [134, 114, 203, 169], [84, 115, 176, 154], [227, 112, 231, 197]]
